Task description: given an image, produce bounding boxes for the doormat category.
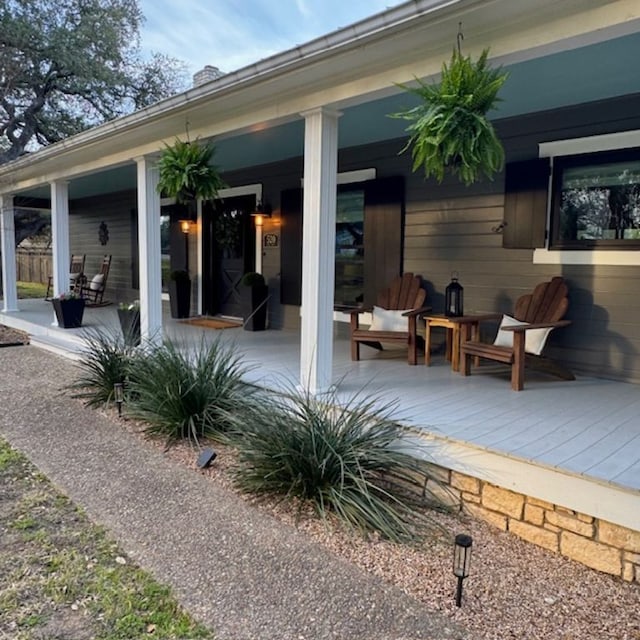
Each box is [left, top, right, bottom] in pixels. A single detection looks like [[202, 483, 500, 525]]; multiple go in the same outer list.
[[179, 316, 242, 330]]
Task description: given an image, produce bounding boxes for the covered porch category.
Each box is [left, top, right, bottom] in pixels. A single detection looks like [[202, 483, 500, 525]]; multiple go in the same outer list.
[[1, 300, 638, 551]]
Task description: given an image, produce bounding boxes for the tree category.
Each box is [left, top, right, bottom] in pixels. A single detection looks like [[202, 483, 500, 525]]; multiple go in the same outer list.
[[0, 0, 189, 164]]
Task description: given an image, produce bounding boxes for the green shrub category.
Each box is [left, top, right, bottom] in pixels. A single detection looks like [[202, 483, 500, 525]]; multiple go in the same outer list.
[[126, 337, 259, 445], [240, 272, 266, 287], [169, 269, 190, 282], [70, 328, 140, 408], [231, 387, 446, 544]]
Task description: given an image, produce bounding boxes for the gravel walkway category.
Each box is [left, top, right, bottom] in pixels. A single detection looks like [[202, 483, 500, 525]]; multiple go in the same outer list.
[[1, 346, 638, 640], [0, 347, 463, 640]]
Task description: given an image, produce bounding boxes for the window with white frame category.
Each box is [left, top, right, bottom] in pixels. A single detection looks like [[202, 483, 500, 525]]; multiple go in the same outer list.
[[551, 147, 640, 248]]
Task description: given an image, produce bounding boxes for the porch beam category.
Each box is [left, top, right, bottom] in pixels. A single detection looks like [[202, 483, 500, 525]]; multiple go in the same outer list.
[[50, 181, 70, 326], [299, 107, 341, 393], [135, 155, 163, 344], [0, 195, 18, 312]]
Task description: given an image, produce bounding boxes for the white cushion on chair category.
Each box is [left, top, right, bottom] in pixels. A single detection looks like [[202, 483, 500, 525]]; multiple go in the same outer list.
[[368, 306, 411, 332], [69, 272, 80, 281], [493, 314, 552, 356], [89, 274, 104, 291]]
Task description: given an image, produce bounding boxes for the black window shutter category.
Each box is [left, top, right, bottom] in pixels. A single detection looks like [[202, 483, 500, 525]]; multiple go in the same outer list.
[[503, 158, 550, 249], [280, 188, 303, 306]]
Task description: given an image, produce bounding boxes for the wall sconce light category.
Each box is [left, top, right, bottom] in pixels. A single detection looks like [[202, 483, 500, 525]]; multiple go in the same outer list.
[[113, 382, 124, 417], [453, 533, 473, 607], [251, 201, 272, 227], [180, 219, 191, 271]]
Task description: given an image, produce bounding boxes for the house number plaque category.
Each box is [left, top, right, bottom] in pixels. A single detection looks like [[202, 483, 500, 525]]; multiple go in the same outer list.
[[264, 233, 278, 247]]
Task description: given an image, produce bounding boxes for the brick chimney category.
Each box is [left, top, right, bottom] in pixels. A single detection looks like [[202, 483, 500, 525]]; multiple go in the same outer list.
[[192, 65, 224, 87]]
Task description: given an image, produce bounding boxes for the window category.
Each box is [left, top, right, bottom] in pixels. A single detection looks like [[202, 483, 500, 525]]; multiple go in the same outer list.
[[334, 189, 365, 306], [552, 148, 640, 248]]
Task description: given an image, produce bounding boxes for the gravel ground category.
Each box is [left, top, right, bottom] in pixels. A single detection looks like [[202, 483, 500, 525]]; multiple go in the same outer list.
[[0, 324, 30, 346], [117, 420, 640, 640], [2, 343, 639, 639]]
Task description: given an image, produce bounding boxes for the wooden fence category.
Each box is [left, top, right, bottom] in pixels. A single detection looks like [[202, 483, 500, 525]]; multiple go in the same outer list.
[[16, 249, 52, 283]]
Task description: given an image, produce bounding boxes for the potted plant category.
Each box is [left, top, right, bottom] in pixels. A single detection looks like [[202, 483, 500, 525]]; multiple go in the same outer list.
[[168, 269, 191, 319], [240, 272, 268, 331], [391, 48, 508, 186], [156, 138, 226, 206], [117, 300, 141, 346], [51, 292, 85, 329]]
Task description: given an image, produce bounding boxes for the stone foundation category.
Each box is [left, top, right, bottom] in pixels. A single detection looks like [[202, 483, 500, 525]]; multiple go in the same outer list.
[[427, 467, 640, 582]]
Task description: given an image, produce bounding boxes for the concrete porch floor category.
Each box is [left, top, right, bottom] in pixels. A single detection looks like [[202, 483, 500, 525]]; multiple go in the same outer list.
[[1, 298, 639, 537]]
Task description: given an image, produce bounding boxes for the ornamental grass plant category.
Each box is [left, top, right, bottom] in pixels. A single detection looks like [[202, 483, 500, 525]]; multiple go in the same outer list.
[[126, 337, 259, 445], [71, 327, 140, 408], [231, 386, 448, 544]]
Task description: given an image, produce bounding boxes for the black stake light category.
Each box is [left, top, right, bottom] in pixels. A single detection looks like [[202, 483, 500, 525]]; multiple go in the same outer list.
[[113, 382, 124, 417], [453, 533, 472, 607], [197, 447, 217, 468]]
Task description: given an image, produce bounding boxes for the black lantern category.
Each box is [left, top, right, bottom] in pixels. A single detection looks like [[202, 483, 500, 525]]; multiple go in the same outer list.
[[445, 273, 464, 317], [453, 533, 473, 607], [113, 382, 124, 417]]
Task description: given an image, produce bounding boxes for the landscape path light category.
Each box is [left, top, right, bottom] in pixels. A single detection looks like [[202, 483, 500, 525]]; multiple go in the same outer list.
[[113, 382, 124, 417], [453, 533, 472, 607]]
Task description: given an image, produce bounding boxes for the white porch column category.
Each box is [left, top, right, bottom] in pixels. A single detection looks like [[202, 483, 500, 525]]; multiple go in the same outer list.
[[50, 181, 70, 325], [135, 156, 163, 344], [300, 107, 341, 393], [0, 195, 18, 312]]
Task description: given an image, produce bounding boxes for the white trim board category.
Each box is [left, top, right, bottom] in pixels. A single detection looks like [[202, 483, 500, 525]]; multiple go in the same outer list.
[[539, 130, 640, 158], [533, 249, 640, 266], [537, 130, 640, 266]]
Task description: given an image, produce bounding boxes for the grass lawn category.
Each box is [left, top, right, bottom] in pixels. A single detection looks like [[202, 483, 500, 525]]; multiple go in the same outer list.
[[17, 281, 47, 299], [0, 439, 215, 640]]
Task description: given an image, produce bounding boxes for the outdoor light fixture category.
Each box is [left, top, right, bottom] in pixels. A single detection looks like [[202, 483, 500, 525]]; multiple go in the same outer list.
[[180, 219, 191, 271], [113, 382, 124, 417], [445, 272, 464, 317], [197, 447, 217, 468], [453, 533, 473, 607], [251, 201, 272, 227]]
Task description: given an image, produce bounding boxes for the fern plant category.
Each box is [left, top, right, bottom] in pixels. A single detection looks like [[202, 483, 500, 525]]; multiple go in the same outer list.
[[156, 138, 226, 203], [392, 48, 508, 186]]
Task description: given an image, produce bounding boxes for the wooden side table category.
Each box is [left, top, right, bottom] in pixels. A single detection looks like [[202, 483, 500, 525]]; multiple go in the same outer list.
[[424, 314, 481, 371]]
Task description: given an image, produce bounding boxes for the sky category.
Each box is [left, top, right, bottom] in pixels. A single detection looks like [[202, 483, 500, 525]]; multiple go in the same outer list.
[[138, 0, 405, 78]]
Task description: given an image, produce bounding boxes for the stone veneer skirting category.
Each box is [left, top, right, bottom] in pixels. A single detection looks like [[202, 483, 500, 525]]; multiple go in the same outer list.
[[425, 465, 640, 582]]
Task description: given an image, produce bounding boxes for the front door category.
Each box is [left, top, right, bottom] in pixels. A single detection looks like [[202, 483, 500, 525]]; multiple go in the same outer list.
[[202, 194, 255, 317]]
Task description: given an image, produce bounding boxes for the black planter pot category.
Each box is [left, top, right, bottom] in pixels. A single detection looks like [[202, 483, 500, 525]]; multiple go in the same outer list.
[[241, 284, 268, 331], [169, 279, 191, 319], [117, 309, 141, 346], [52, 298, 85, 329]]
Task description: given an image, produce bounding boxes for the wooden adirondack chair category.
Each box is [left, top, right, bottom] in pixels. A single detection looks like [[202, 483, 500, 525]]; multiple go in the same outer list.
[[347, 273, 431, 365], [44, 254, 85, 300], [79, 255, 112, 306], [460, 277, 573, 391]]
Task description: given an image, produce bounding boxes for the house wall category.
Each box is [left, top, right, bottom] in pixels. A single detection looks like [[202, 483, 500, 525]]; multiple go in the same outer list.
[[70, 190, 138, 303], [66, 94, 640, 382], [225, 93, 640, 383]]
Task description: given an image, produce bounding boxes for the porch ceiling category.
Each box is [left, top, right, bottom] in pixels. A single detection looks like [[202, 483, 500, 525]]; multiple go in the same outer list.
[[9, 2, 640, 202]]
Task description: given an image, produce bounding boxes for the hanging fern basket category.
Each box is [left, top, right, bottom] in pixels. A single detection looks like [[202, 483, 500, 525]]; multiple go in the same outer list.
[[156, 138, 226, 204], [392, 48, 508, 186]]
